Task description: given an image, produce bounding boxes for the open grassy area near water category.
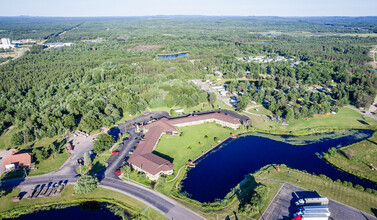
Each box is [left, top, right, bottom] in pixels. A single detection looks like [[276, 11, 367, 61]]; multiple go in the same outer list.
[[0, 186, 166, 219], [255, 165, 377, 216], [326, 131, 377, 183], [246, 108, 377, 134], [154, 122, 234, 174]]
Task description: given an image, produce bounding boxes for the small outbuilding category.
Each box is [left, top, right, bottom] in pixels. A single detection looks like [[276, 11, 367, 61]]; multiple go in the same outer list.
[[4, 152, 32, 171]]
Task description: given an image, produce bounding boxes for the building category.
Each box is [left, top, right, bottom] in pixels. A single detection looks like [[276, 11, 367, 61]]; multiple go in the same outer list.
[[4, 152, 32, 171], [44, 42, 73, 48], [0, 38, 16, 49], [128, 112, 242, 180]]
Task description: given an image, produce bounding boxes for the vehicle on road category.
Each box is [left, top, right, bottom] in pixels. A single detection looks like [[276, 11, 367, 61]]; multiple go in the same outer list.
[[295, 198, 329, 206]]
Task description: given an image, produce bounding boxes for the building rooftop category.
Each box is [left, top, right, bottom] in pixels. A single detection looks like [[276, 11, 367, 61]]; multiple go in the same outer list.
[[4, 152, 32, 169]]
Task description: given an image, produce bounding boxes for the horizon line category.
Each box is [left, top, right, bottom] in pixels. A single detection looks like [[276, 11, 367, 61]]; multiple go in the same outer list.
[[1, 15, 377, 18]]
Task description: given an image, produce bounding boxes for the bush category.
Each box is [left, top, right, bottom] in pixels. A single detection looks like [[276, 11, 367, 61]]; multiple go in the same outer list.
[[74, 174, 99, 194], [328, 147, 337, 157]]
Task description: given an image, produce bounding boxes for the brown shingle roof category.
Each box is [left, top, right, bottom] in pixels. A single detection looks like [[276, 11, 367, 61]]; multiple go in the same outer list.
[[129, 153, 173, 176], [4, 152, 32, 169], [168, 112, 240, 125]]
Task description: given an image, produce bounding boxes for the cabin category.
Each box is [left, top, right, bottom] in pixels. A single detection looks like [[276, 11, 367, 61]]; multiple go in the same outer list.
[[4, 152, 32, 171]]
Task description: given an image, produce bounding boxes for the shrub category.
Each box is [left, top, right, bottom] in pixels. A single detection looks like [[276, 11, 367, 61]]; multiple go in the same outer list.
[[74, 174, 99, 194]]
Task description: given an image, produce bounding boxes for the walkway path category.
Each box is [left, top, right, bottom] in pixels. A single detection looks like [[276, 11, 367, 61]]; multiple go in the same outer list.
[[345, 105, 377, 121], [243, 105, 269, 118]]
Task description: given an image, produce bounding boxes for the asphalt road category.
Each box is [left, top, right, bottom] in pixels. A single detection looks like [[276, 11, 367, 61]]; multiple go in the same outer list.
[[1, 111, 204, 220], [261, 183, 377, 220]]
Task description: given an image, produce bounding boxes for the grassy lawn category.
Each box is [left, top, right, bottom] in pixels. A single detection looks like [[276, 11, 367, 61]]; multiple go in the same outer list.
[[154, 123, 234, 174], [77, 153, 111, 174], [326, 131, 377, 183], [255, 165, 377, 216], [246, 108, 377, 134], [0, 186, 166, 219], [248, 106, 273, 116], [28, 150, 70, 176]]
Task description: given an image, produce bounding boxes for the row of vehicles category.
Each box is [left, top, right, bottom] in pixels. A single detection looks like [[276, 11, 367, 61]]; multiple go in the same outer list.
[[24, 180, 68, 199], [293, 197, 330, 220]]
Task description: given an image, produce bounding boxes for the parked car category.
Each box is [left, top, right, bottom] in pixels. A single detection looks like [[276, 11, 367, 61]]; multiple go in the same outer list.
[[112, 150, 119, 154], [115, 169, 121, 174]]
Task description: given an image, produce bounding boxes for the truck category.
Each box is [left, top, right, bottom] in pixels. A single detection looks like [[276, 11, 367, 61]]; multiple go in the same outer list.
[[299, 206, 329, 212], [293, 214, 329, 220], [295, 198, 329, 206], [45, 183, 57, 196], [32, 185, 44, 198], [39, 182, 52, 197], [297, 209, 330, 217], [55, 182, 66, 194]]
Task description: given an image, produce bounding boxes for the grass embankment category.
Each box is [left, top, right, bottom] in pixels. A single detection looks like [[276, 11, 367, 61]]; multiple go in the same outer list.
[[247, 108, 377, 135], [255, 165, 377, 216], [326, 131, 377, 183], [0, 186, 166, 219]]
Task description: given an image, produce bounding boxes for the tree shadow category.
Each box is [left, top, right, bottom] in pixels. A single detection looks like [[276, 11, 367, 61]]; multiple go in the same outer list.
[[357, 120, 369, 125], [152, 151, 174, 163], [367, 139, 377, 146], [372, 208, 377, 217]]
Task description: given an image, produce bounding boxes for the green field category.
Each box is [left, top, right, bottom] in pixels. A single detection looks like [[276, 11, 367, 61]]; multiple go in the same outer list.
[[0, 186, 166, 219], [255, 165, 377, 216], [248, 106, 273, 116], [154, 122, 234, 174], [28, 150, 70, 176], [326, 132, 377, 183], [246, 108, 377, 134]]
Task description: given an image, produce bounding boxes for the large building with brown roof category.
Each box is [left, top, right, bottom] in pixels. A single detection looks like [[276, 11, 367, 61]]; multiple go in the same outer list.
[[4, 151, 32, 171], [128, 112, 242, 180]]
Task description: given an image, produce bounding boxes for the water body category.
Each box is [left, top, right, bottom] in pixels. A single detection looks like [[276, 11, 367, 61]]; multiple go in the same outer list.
[[181, 130, 376, 203], [158, 52, 189, 59], [259, 32, 291, 35], [14, 202, 121, 220]]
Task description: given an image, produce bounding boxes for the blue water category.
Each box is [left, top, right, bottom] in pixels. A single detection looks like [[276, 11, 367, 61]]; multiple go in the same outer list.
[[260, 32, 291, 35], [158, 52, 189, 59], [14, 202, 121, 220], [181, 130, 376, 203]]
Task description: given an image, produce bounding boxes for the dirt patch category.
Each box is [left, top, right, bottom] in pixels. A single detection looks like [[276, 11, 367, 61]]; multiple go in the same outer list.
[[128, 45, 163, 51]]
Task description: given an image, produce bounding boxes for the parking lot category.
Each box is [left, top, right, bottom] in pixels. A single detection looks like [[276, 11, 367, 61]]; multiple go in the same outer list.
[[261, 182, 377, 220]]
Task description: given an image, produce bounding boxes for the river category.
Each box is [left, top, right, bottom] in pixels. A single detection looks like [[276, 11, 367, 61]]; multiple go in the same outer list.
[[181, 129, 376, 203]]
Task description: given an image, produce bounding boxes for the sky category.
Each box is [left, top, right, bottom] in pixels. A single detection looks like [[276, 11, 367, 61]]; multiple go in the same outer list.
[[0, 0, 376, 17]]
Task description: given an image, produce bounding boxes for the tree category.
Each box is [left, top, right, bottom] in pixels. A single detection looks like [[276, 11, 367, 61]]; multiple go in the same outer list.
[[11, 131, 24, 145], [63, 114, 76, 130], [93, 133, 115, 154], [208, 93, 217, 107], [285, 108, 294, 120], [237, 96, 248, 112], [74, 174, 99, 194], [84, 152, 91, 167]]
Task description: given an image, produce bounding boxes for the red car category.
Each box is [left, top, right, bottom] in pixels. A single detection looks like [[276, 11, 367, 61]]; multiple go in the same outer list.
[[112, 150, 119, 154], [115, 169, 121, 174]]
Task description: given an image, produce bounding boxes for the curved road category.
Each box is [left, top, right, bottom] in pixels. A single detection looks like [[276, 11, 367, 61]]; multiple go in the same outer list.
[[1, 111, 204, 220]]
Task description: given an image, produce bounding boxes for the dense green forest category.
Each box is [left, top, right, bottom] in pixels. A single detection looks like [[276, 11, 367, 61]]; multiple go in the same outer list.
[[0, 16, 377, 143]]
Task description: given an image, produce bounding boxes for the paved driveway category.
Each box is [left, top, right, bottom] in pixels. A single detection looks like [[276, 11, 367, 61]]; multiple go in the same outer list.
[[0, 150, 13, 176], [261, 183, 377, 220]]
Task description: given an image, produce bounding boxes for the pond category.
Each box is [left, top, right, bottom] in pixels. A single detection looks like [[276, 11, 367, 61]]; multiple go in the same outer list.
[[181, 130, 376, 203], [158, 52, 189, 59], [13, 202, 122, 220]]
